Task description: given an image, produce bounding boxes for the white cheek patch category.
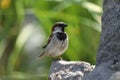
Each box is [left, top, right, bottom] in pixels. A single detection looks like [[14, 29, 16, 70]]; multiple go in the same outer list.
[[55, 27, 61, 30], [53, 27, 62, 33]]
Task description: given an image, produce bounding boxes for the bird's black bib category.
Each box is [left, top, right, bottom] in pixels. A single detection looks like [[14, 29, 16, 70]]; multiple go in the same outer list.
[[56, 32, 67, 41]]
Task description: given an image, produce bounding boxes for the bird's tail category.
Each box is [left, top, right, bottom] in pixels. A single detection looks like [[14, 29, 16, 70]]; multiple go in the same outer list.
[[37, 52, 45, 60], [39, 52, 45, 57]]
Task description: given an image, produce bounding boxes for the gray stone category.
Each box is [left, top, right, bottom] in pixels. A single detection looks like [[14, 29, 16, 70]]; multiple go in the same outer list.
[[84, 0, 120, 80], [49, 60, 94, 80]]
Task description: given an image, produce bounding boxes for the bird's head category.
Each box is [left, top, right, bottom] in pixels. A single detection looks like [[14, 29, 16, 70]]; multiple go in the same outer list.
[[52, 22, 68, 32]]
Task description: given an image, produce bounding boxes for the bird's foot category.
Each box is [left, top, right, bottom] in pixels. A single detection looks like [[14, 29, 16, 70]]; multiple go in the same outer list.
[[58, 56, 63, 60]]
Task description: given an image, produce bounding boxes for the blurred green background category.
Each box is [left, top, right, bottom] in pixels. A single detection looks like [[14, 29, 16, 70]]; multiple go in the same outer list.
[[0, 0, 102, 80]]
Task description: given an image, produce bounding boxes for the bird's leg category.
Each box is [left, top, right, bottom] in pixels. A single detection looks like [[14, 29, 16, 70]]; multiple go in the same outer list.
[[58, 56, 63, 60]]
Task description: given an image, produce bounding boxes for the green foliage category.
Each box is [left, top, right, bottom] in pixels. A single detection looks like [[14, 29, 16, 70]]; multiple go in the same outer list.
[[0, 0, 102, 79]]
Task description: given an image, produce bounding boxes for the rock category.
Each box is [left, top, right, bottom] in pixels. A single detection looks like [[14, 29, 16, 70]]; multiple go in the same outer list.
[[83, 0, 120, 80], [110, 72, 120, 80], [49, 60, 94, 80]]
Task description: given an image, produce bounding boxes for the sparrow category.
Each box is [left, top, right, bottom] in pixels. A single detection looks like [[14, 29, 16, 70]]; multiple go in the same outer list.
[[39, 22, 68, 60]]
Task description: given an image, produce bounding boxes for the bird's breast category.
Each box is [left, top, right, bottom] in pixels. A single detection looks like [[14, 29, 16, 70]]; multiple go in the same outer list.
[[56, 32, 67, 41], [45, 33, 68, 57]]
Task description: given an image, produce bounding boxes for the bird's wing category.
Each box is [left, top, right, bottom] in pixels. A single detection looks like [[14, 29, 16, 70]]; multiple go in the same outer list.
[[42, 34, 53, 49]]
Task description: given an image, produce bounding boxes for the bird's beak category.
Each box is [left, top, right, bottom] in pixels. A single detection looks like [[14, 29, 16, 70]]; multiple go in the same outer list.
[[64, 24, 68, 27]]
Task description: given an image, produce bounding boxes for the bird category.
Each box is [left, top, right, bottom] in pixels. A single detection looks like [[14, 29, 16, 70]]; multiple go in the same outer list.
[[39, 22, 68, 60]]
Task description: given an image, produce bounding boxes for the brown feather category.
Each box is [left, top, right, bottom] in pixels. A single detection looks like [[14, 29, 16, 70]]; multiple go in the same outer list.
[[42, 34, 53, 49]]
